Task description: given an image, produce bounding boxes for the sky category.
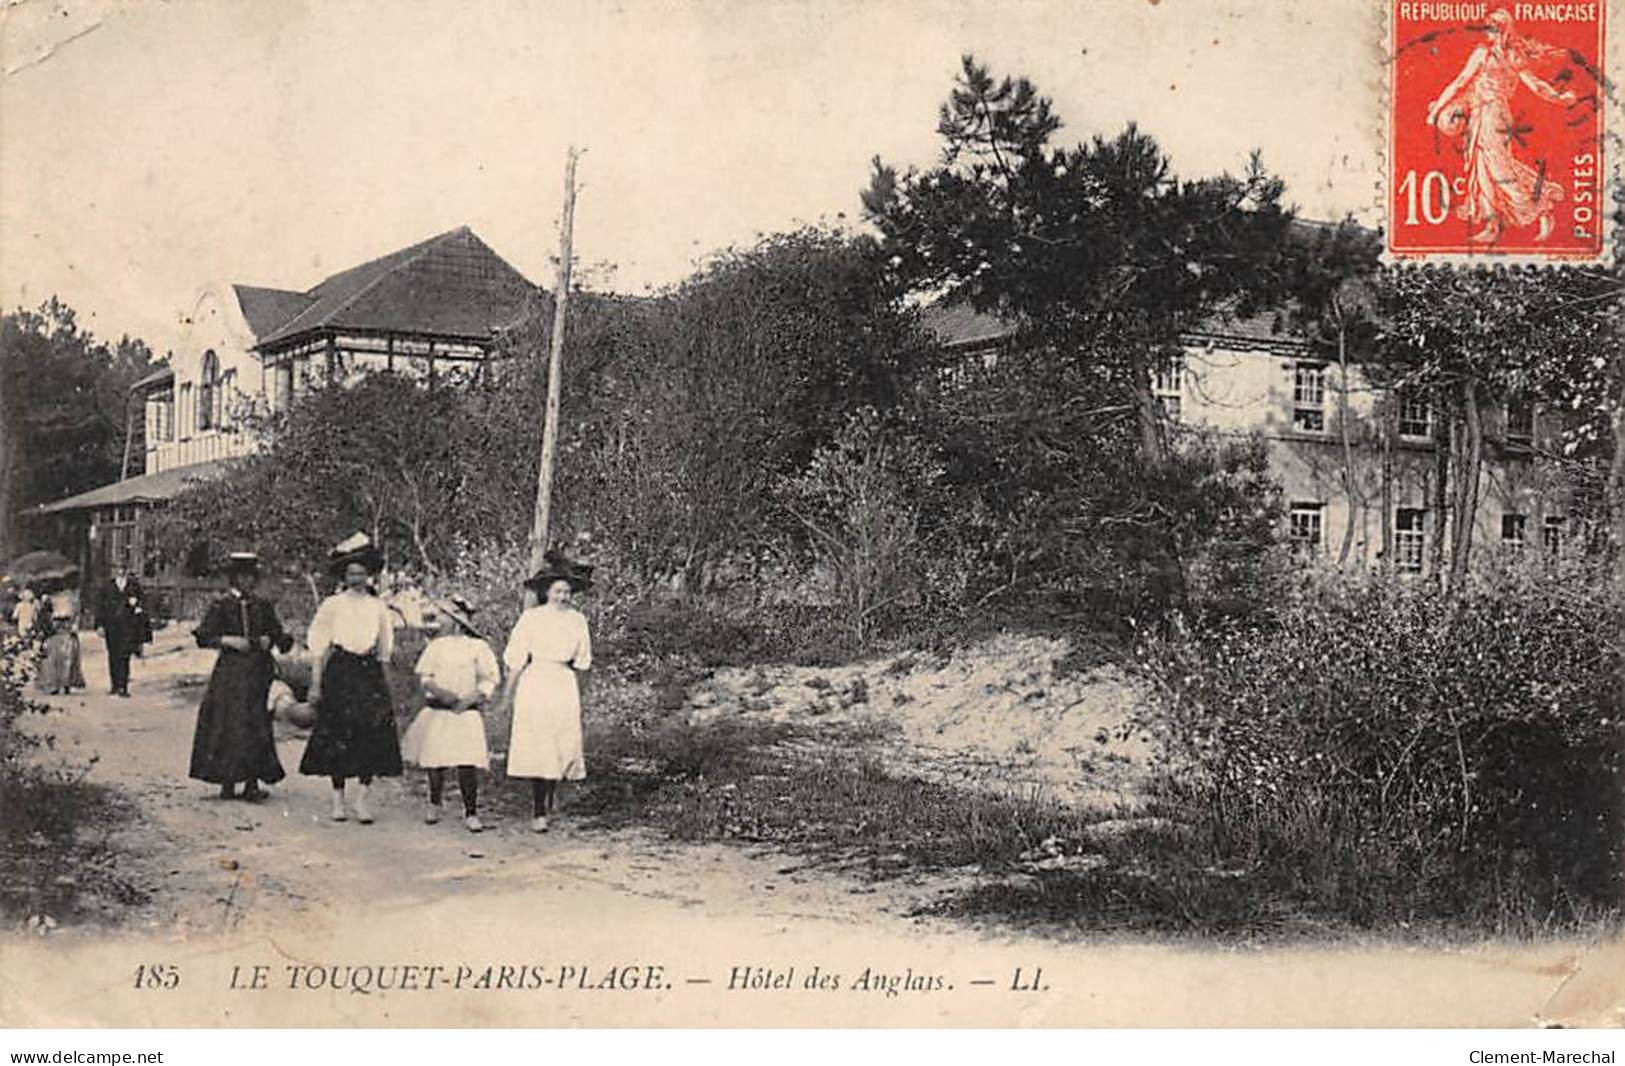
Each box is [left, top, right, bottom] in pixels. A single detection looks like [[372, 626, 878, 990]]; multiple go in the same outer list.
[[0, 0, 1380, 356]]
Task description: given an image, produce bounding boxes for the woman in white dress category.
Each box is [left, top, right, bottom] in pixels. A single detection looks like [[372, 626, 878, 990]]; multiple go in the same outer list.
[[503, 552, 594, 833], [401, 595, 500, 832], [299, 534, 403, 824]]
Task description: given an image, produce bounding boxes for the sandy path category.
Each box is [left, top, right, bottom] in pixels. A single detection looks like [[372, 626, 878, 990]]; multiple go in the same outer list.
[[26, 624, 955, 941], [1, 624, 1612, 1027]]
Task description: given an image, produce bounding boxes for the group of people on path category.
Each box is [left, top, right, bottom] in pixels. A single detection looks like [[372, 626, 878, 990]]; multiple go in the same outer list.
[[9, 567, 152, 697], [187, 534, 594, 835]]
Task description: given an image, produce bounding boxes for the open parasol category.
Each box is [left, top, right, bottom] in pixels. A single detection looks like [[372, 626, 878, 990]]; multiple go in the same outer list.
[[3, 550, 81, 587]]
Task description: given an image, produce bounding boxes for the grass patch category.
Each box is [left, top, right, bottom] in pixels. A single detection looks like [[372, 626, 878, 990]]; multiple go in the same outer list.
[[1, 774, 149, 927], [478, 697, 1093, 876], [577, 752, 1083, 874], [1, 650, 148, 927], [923, 817, 1625, 944], [921, 767, 1624, 943]]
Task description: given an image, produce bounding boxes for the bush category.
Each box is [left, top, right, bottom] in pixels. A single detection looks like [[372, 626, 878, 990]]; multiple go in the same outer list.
[[914, 385, 1288, 636], [1134, 563, 1624, 932], [778, 407, 946, 648], [1, 631, 40, 689]]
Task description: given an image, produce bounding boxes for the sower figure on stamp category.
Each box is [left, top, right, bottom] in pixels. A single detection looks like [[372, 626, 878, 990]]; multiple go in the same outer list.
[[401, 595, 500, 832], [189, 552, 294, 801], [96, 564, 149, 697], [502, 551, 594, 834], [1426, 7, 1577, 243], [299, 534, 403, 824]]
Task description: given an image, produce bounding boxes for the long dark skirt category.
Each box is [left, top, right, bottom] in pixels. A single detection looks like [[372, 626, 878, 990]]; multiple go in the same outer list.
[[189, 649, 284, 785], [298, 648, 402, 778]]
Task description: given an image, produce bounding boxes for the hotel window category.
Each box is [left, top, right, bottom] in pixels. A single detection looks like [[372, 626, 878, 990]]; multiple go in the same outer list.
[[1396, 508, 1426, 573], [1501, 513, 1527, 550], [1542, 516, 1564, 556], [1398, 389, 1433, 439], [1153, 355, 1184, 423], [219, 368, 237, 429], [178, 383, 193, 437], [184, 540, 211, 578], [101, 505, 139, 572], [274, 361, 294, 410], [198, 350, 219, 431], [1505, 400, 1534, 445], [1289, 502, 1323, 552], [326, 347, 354, 384], [147, 392, 173, 445], [1293, 362, 1326, 432]]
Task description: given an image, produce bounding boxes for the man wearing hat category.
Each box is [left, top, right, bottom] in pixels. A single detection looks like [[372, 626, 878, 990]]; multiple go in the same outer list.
[[95, 563, 150, 697], [189, 552, 294, 800]]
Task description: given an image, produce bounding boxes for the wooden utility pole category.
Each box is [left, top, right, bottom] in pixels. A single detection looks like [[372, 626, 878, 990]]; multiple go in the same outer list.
[[119, 398, 136, 481], [527, 147, 582, 585]]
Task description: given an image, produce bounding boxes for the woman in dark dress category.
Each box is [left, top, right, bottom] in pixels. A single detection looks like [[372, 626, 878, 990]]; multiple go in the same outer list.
[[189, 552, 293, 800], [298, 533, 402, 824]]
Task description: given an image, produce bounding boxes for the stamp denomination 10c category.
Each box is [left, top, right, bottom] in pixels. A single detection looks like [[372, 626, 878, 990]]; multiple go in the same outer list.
[[1390, 2, 1609, 261]]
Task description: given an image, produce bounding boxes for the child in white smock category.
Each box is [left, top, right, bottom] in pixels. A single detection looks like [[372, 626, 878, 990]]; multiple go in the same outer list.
[[401, 596, 500, 832]]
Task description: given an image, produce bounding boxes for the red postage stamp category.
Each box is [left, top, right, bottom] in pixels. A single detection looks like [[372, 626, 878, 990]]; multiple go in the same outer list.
[[1389, 2, 1609, 261]]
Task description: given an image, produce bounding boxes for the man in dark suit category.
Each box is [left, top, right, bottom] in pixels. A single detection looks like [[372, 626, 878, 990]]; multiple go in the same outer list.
[[97, 565, 150, 697]]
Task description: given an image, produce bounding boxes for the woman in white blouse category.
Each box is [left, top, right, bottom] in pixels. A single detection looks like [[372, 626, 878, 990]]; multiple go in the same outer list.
[[298, 535, 403, 823], [503, 553, 594, 833]]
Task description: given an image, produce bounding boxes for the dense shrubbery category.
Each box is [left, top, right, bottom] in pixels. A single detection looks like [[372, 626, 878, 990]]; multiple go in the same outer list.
[[1135, 561, 1624, 930], [777, 407, 949, 647], [909, 408, 1287, 634], [151, 207, 1290, 656]]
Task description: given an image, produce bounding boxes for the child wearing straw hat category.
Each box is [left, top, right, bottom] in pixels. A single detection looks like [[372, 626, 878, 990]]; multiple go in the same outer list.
[[401, 595, 499, 832]]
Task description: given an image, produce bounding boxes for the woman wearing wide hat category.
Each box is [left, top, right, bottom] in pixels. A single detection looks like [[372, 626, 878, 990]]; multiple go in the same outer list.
[[400, 595, 500, 832], [501, 550, 594, 833], [298, 533, 403, 823], [189, 552, 294, 800]]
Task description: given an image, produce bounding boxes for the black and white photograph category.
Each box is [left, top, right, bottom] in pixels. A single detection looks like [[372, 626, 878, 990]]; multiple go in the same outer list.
[[0, 0, 1623, 1037]]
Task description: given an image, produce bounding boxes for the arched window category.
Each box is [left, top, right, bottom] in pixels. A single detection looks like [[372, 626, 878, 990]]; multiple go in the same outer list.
[[219, 368, 238, 429], [197, 350, 219, 431]]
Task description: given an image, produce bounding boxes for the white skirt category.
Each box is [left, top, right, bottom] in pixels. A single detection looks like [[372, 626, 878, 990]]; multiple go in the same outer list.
[[506, 660, 585, 780], [401, 706, 490, 769]]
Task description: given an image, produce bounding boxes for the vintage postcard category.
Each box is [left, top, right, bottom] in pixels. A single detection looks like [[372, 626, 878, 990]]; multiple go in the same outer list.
[[1, 0, 1623, 1034]]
